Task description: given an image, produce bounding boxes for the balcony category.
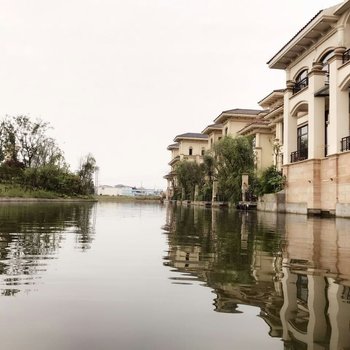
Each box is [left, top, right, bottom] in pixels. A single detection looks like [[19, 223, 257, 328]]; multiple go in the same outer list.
[[290, 149, 308, 163], [293, 77, 308, 94], [168, 155, 180, 166], [343, 48, 350, 64], [341, 136, 350, 152]]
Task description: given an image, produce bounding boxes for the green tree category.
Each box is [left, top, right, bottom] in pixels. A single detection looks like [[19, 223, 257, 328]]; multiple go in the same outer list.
[[0, 115, 64, 168], [214, 136, 255, 203], [176, 160, 205, 200], [32, 137, 66, 168], [0, 115, 97, 198], [198, 154, 215, 201], [77, 153, 97, 195], [256, 165, 285, 196], [0, 118, 18, 163]]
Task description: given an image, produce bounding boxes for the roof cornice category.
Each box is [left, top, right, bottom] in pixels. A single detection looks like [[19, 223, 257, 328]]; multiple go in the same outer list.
[[263, 105, 284, 121], [334, 0, 350, 15], [174, 136, 208, 142], [258, 90, 285, 107], [201, 123, 223, 135], [167, 143, 179, 150], [268, 9, 339, 70], [238, 123, 272, 136]]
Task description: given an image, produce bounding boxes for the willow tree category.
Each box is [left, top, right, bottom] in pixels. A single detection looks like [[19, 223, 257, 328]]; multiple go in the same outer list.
[[214, 136, 255, 203], [78, 153, 97, 195], [175, 160, 205, 200], [200, 154, 215, 201], [0, 115, 64, 168]]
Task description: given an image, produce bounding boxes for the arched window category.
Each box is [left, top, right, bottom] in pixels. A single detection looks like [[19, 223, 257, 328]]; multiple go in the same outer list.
[[320, 50, 333, 84], [293, 69, 308, 94]]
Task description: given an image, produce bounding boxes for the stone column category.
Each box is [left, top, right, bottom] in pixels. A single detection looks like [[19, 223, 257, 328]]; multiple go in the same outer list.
[[308, 62, 326, 159], [212, 180, 218, 202], [194, 185, 199, 201], [328, 278, 350, 349], [280, 267, 298, 342], [329, 47, 348, 155], [283, 81, 296, 164], [307, 275, 328, 344], [166, 179, 170, 200], [241, 173, 249, 202]]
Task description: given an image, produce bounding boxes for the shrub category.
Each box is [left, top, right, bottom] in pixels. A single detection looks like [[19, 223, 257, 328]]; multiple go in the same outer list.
[[256, 166, 285, 196]]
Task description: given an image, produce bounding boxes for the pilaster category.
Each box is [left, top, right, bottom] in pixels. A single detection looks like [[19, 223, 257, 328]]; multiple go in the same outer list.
[[283, 81, 295, 164], [329, 47, 349, 154], [308, 62, 326, 159]]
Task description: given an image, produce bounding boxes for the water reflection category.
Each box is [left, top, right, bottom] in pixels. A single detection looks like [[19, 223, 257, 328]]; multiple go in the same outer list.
[[163, 205, 350, 349], [0, 202, 96, 295]]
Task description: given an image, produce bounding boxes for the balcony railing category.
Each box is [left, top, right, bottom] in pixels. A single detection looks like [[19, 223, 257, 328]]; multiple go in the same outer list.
[[168, 155, 180, 166], [290, 149, 308, 163], [343, 48, 350, 64], [341, 136, 350, 151], [293, 77, 308, 94]]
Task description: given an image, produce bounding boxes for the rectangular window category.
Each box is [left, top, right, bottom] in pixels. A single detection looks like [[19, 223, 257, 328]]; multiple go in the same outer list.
[[296, 274, 308, 304], [281, 122, 284, 144], [297, 124, 308, 160], [325, 111, 329, 157]]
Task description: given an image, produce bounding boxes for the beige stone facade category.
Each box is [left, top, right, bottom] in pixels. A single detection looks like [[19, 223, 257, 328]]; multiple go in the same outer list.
[[164, 133, 208, 200], [213, 108, 262, 138], [268, 1, 350, 216], [201, 123, 223, 149], [237, 119, 274, 171], [259, 90, 285, 170], [164, 1, 350, 215]]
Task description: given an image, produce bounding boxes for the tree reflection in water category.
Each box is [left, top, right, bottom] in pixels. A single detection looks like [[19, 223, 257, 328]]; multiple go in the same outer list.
[[0, 202, 96, 295], [163, 204, 350, 350]]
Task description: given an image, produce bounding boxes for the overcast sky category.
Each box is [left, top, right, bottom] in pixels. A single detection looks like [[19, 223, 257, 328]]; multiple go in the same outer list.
[[0, 0, 339, 189]]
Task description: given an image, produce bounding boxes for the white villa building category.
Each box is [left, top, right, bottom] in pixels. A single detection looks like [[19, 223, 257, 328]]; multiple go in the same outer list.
[[164, 0, 350, 217], [164, 132, 208, 200], [268, 0, 350, 216]]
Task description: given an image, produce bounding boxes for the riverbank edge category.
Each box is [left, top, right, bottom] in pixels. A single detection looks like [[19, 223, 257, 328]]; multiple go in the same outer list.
[[166, 196, 350, 218], [96, 195, 163, 203], [0, 197, 97, 203], [165, 199, 232, 209], [0, 195, 163, 204]]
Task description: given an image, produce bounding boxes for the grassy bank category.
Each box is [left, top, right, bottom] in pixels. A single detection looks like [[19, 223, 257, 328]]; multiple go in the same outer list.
[[0, 184, 95, 200], [0, 185, 161, 203]]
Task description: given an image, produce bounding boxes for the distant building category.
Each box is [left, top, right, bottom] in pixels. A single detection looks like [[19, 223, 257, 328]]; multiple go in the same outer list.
[[97, 185, 162, 197], [164, 132, 208, 200], [237, 92, 284, 171], [97, 185, 119, 196], [213, 108, 263, 138]]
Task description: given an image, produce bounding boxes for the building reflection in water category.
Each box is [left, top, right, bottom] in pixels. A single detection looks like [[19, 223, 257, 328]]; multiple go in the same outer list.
[[0, 202, 96, 296], [163, 205, 350, 349]]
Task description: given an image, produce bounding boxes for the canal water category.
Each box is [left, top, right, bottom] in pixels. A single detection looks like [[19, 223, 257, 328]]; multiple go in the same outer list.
[[0, 202, 349, 350]]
